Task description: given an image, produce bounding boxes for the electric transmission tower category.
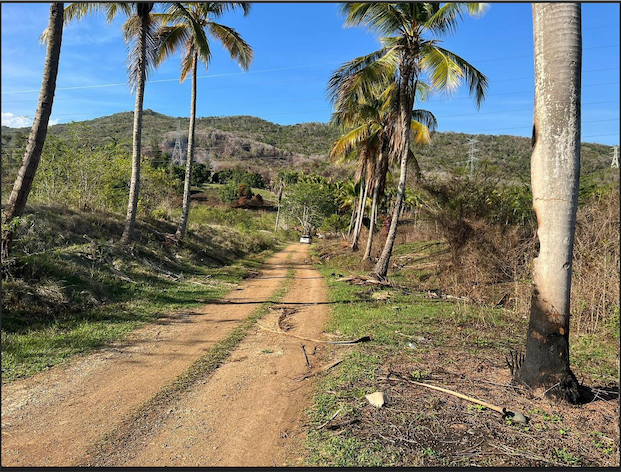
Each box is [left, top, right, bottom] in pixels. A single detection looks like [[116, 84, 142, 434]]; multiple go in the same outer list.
[[171, 120, 185, 165], [466, 138, 479, 177], [611, 145, 619, 169]]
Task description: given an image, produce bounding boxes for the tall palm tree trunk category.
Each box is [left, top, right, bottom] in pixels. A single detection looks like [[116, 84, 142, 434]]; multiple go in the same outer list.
[[347, 196, 357, 236], [176, 52, 198, 242], [121, 4, 151, 245], [351, 171, 368, 251], [517, 3, 582, 403], [362, 180, 379, 262], [2, 2, 64, 258], [372, 146, 408, 278], [373, 73, 414, 279]]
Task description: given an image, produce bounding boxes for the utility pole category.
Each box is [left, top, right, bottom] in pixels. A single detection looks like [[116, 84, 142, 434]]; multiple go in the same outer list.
[[171, 120, 184, 165], [466, 138, 479, 177], [611, 145, 619, 169]]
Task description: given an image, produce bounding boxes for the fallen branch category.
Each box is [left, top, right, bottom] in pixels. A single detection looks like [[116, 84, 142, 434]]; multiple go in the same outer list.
[[104, 257, 136, 284], [259, 324, 371, 345], [382, 376, 528, 425]]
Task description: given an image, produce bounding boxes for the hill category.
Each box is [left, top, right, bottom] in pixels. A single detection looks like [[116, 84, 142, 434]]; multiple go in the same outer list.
[[2, 111, 617, 187]]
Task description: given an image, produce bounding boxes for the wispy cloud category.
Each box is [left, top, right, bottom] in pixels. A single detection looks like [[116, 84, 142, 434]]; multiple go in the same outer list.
[[2, 112, 33, 128]]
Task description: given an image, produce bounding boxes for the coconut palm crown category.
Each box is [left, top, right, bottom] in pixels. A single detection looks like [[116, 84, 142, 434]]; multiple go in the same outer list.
[[330, 2, 489, 278]]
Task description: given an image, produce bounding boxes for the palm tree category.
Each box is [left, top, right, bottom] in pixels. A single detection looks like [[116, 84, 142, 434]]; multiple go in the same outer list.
[[2, 3, 64, 259], [336, 2, 488, 279], [329, 79, 436, 261], [330, 111, 376, 252], [517, 3, 582, 403], [63, 3, 160, 244], [156, 2, 253, 242]]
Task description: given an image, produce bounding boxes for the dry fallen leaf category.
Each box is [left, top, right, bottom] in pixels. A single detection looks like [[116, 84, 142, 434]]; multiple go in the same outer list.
[[365, 391, 385, 408]]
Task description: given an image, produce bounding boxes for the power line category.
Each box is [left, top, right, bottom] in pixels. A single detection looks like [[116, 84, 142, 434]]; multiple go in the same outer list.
[[5, 65, 620, 105], [3, 42, 619, 96], [3, 78, 618, 119]]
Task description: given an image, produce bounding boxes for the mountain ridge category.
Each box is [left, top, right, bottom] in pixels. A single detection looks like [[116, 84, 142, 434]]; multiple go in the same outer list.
[[2, 110, 616, 186]]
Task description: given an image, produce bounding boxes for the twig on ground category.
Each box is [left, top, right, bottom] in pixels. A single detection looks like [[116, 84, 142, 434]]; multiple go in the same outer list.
[[317, 408, 342, 430], [532, 382, 561, 400], [293, 359, 344, 381], [488, 443, 563, 466], [300, 344, 310, 368]]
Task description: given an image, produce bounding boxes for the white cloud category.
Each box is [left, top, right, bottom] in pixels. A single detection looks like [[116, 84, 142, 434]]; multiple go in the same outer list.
[[2, 112, 32, 128], [1, 113, 59, 127]]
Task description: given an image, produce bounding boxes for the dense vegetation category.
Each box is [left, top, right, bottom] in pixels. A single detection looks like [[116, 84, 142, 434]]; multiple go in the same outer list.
[[3, 112, 616, 195]]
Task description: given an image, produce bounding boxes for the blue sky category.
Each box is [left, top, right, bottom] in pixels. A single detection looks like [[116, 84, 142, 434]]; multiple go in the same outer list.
[[1, 2, 619, 146]]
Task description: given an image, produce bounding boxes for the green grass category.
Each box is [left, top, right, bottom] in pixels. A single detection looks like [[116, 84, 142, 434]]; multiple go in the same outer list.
[[303, 264, 461, 467], [303, 240, 619, 467]]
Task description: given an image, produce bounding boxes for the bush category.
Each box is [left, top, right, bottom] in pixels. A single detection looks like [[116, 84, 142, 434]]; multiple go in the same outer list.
[[30, 131, 179, 216], [320, 214, 349, 234], [191, 162, 211, 186]]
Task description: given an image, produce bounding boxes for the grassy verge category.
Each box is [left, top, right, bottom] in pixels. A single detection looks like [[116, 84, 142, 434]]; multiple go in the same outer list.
[[1, 204, 290, 383], [302, 241, 619, 467]]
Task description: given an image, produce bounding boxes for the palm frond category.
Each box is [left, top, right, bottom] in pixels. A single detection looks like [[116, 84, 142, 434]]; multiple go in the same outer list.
[[341, 2, 404, 37], [425, 3, 489, 36], [206, 22, 253, 71], [410, 120, 431, 147], [419, 43, 465, 97], [195, 2, 252, 18], [411, 109, 438, 133], [330, 125, 373, 161], [64, 2, 132, 24], [155, 24, 192, 66], [124, 7, 160, 91], [327, 47, 397, 105], [180, 44, 198, 82], [431, 45, 488, 108]]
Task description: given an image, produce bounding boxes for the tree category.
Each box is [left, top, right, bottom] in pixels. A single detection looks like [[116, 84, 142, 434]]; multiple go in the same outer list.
[[63, 3, 160, 244], [516, 3, 582, 403], [157, 2, 253, 242], [2, 2, 64, 259], [281, 181, 337, 235], [336, 2, 488, 279], [329, 78, 436, 261]]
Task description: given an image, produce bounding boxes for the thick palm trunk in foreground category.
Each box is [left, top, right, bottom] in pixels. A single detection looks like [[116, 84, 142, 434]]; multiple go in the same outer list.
[[2, 2, 64, 258], [517, 3, 581, 403], [176, 53, 198, 242]]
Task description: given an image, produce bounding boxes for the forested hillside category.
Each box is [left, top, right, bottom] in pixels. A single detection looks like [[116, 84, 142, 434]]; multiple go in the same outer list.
[[2, 111, 616, 189]]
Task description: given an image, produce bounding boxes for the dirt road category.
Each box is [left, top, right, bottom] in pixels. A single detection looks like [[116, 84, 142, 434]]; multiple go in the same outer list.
[[1, 243, 332, 467]]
